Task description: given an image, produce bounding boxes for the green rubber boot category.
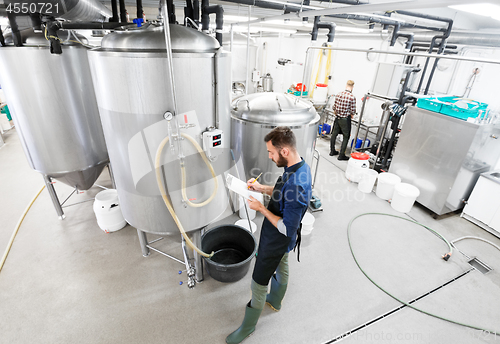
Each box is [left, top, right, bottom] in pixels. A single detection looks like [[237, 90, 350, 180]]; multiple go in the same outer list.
[[266, 275, 287, 312], [226, 301, 263, 344]]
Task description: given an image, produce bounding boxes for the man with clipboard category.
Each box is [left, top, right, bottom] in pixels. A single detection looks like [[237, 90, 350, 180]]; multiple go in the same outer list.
[[226, 126, 312, 344]]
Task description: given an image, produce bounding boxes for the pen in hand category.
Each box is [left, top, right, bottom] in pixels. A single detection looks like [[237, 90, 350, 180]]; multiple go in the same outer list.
[[248, 172, 263, 189]]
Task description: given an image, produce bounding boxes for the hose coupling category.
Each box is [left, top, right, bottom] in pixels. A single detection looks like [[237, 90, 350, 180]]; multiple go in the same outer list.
[[442, 253, 451, 261]]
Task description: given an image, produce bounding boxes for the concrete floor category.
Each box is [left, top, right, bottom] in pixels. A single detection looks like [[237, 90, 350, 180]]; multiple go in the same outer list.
[[1, 129, 500, 344]]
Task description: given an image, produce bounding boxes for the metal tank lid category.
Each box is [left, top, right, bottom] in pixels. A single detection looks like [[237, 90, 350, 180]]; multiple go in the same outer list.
[[231, 92, 317, 125], [100, 24, 220, 52]]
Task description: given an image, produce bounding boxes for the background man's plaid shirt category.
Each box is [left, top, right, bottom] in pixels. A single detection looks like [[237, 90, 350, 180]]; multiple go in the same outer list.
[[333, 90, 356, 118]]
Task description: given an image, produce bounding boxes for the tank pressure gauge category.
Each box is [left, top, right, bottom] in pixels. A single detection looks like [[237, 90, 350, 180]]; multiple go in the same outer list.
[[203, 129, 223, 161], [163, 111, 173, 121]]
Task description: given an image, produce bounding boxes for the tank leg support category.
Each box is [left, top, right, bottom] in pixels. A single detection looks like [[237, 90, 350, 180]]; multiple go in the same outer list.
[[137, 229, 150, 257], [193, 229, 204, 282], [107, 163, 117, 189], [42, 174, 65, 220]]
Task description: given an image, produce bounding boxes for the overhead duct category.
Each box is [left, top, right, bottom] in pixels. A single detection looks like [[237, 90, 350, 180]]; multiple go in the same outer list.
[[412, 31, 500, 48]]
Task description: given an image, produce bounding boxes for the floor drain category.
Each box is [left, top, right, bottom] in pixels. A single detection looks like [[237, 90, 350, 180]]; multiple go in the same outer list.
[[468, 257, 492, 274]]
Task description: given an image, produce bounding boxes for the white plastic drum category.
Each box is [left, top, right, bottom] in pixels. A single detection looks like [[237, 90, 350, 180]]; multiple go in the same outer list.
[[238, 196, 256, 220], [93, 189, 127, 232], [235, 219, 257, 234], [376, 172, 401, 200], [345, 152, 370, 183], [301, 212, 315, 235], [391, 183, 420, 213], [358, 169, 379, 193]]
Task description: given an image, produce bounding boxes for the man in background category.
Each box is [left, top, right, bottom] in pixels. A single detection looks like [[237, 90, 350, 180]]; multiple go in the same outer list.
[[330, 80, 356, 161]]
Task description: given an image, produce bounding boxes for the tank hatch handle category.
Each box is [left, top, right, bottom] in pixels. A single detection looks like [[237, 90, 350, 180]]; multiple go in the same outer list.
[[233, 99, 250, 111], [276, 96, 282, 112]]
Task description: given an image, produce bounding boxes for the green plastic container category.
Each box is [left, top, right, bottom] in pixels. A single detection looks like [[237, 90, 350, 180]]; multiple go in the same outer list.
[[417, 97, 488, 121]]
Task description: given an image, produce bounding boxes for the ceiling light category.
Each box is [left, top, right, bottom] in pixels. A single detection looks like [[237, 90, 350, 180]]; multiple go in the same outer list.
[[335, 25, 371, 34], [256, 26, 297, 34], [449, 3, 500, 21], [223, 15, 258, 22]]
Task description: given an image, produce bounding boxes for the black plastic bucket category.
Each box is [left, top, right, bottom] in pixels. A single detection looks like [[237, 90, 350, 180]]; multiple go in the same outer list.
[[201, 225, 257, 283]]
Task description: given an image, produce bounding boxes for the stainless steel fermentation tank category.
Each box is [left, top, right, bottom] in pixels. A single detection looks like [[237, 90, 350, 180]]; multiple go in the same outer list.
[[231, 93, 320, 184], [88, 24, 232, 259], [0, 31, 109, 219], [390, 106, 500, 215]]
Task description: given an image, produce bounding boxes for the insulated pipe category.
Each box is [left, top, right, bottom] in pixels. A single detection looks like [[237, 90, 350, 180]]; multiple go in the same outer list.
[[204, 5, 224, 45], [119, 0, 127, 22], [136, 0, 144, 20], [45, 20, 62, 54], [7, 13, 22, 47], [392, 10, 453, 95], [29, 13, 42, 31], [57, 21, 131, 30], [311, 16, 335, 42], [0, 27, 4, 47], [201, 0, 209, 31], [184, 0, 194, 23], [302, 0, 310, 22], [193, 0, 200, 24], [390, 23, 413, 49], [111, 0, 119, 22]]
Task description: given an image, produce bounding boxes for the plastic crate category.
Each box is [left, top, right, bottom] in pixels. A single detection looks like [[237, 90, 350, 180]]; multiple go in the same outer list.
[[416, 97, 444, 112], [417, 97, 488, 120], [440, 98, 488, 120]]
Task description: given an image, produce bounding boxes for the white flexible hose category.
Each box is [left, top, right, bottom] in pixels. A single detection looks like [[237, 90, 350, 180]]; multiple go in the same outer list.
[[0, 185, 45, 273], [180, 133, 218, 207], [155, 133, 217, 258]]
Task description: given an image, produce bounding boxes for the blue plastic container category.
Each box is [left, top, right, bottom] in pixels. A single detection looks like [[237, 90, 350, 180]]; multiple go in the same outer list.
[[319, 123, 332, 135], [350, 138, 363, 149]]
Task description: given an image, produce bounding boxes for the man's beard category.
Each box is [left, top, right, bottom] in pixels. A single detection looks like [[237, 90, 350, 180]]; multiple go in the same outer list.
[[274, 152, 288, 168]]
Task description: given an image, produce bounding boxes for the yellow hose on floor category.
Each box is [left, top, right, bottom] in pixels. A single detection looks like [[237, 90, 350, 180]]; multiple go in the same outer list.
[[155, 133, 216, 258], [0, 185, 45, 273]]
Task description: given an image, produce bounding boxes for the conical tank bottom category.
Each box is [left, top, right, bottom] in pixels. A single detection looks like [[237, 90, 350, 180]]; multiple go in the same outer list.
[[50, 161, 108, 190]]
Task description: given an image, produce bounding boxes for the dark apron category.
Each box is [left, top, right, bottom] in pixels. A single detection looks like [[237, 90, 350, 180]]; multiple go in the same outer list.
[[252, 160, 305, 286]]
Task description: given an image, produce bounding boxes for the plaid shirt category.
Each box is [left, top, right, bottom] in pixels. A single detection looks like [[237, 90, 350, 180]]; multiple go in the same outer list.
[[333, 90, 356, 118]]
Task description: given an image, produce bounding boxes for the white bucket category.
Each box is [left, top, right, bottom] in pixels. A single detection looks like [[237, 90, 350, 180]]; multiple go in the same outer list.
[[391, 183, 420, 213], [235, 219, 257, 234], [345, 154, 370, 183], [358, 169, 379, 193], [301, 212, 315, 235], [376, 173, 401, 200], [313, 83, 328, 103], [93, 189, 127, 232], [238, 196, 256, 220]]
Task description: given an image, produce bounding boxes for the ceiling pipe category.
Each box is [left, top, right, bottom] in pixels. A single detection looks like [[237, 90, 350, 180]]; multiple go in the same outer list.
[[7, 13, 22, 47], [136, 0, 144, 22], [389, 10, 453, 95], [184, 0, 194, 24], [29, 13, 43, 31], [390, 23, 414, 49], [119, 0, 128, 22], [311, 16, 335, 43], [110, 0, 119, 22], [203, 4, 224, 45]]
